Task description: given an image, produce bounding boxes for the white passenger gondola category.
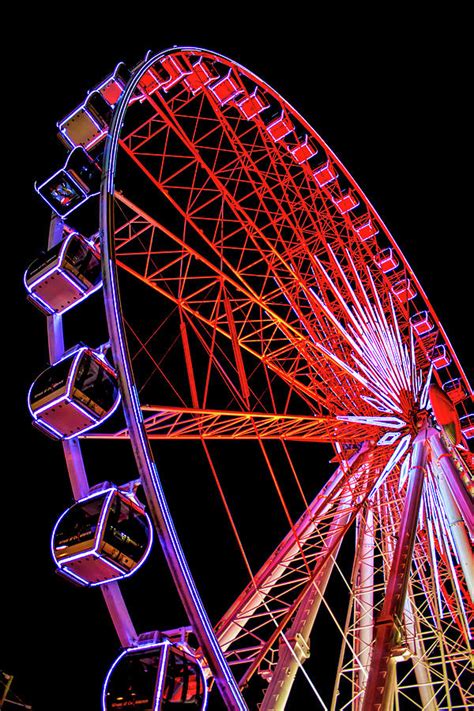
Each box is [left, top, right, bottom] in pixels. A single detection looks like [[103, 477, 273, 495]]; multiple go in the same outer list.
[[25, 231, 101, 315], [52, 486, 153, 586], [28, 346, 120, 439]]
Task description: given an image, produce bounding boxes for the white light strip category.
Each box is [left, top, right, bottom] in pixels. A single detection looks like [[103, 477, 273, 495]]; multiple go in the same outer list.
[[370, 434, 412, 495]]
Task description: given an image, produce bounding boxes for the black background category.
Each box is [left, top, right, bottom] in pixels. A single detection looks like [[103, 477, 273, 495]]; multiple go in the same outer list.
[[4, 9, 471, 711]]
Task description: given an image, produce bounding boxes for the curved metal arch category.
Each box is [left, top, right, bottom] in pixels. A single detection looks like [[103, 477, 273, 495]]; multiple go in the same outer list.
[[100, 48, 247, 711]]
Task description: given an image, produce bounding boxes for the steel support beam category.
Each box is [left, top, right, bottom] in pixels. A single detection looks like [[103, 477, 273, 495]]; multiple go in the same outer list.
[[354, 506, 375, 709], [217, 449, 366, 654], [429, 435, 474, 604], [260, 493, 352, 710], [404, 582, 438, 711], [429, 432, 473, 532]]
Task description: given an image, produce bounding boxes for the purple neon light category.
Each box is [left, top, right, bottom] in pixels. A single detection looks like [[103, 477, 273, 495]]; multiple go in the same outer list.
[[52, 487, 154, 587], [32, 417, 65, 440], [101, 639, 208, 711], [153, 643, 170, 711], [110, 247, 239, 681], [101, 49, 247, 709], [59, 567, 89, 586], [101, 649, 128, 711], [29, 290, 61, 316], [28, 295, 55, 316]]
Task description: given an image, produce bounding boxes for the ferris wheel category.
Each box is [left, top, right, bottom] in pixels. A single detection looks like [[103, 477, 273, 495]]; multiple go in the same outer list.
[[27, 47, 473, 710]]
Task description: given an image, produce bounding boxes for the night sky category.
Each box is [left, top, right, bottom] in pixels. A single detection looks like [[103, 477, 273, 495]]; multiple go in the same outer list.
[[5, 10, 471, 711]]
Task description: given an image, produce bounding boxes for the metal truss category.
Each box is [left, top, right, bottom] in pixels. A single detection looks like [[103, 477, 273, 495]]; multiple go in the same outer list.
[[332, 438, 472, 710]]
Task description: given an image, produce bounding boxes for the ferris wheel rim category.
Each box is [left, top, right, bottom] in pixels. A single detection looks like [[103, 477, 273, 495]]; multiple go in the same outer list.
[[100, 47, 249, 711]]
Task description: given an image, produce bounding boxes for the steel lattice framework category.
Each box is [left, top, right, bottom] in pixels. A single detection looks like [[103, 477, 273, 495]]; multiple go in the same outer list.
[[31, 48, 472, 710]]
